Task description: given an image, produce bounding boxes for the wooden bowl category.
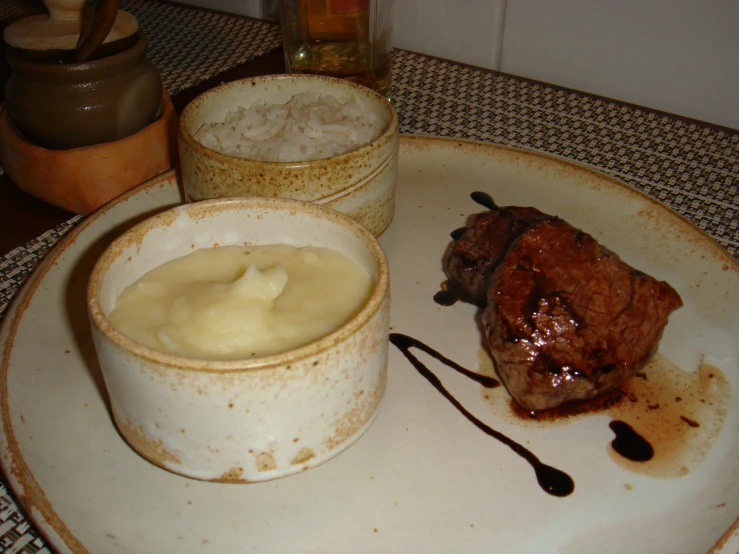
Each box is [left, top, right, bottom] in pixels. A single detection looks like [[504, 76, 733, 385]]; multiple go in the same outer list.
[[0, 89, 177, 215]]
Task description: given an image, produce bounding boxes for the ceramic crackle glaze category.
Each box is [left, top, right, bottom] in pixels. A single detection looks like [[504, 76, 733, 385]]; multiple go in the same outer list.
[[86, 197, 391, 482], [178, 74, 399, 237]]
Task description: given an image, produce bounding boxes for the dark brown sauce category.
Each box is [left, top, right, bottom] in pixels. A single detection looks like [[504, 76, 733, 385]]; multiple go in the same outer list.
[[442, 192, 731, 479], [433, 289, 459, 306], [393, 333, 499, 388], [478, 350, 731, 478], [609, 420, 654, 462], [389, 333, 574, 497], [680, 415, 700, 428], [434, 280, 462, 306], [451, 227, 468, 241], [470, 191, 499, 211], [502, 385, 627, 422]]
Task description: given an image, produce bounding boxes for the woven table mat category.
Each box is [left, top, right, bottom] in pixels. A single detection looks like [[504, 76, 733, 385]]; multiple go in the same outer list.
[[1, 3, 738, 552], [391, 51, 738, 255]]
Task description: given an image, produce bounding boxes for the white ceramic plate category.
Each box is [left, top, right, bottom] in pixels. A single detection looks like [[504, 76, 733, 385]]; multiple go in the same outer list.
[[2, 136, 738, 554]]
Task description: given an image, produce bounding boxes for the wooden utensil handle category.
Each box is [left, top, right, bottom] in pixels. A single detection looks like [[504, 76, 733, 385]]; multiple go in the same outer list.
[[74, 0, 119, 62]]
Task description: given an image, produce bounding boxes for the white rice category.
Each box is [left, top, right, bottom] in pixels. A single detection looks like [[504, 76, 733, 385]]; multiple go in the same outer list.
[[193, 93, 385, 162]]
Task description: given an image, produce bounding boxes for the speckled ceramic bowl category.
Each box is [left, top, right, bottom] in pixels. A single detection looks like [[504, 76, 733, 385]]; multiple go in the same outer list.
[[178, 74, 399, 237], [87, 197, 390, 482]]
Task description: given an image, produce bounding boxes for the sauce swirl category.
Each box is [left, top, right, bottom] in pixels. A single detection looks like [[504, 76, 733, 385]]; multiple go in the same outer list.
[[450, 227, 468, 241], [470, 191, 499, 211], [433, 289, 460, 307], [389, 333, 574, 497]]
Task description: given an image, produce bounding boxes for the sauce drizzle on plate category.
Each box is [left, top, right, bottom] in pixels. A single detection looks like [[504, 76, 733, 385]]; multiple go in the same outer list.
[[389, 333, 575, 497]]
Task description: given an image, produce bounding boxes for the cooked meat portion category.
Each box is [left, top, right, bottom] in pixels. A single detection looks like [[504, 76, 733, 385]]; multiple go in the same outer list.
[[443, 204, 551, 305], [482, 219, 683, 412], [442, 193, 684, 411]]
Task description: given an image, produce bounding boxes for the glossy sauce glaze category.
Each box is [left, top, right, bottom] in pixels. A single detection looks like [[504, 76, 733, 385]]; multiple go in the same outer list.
[[433, 224, 470, 307], [478, 350, 730, 477], [389, 333, 575, 497], [470, 191, 499, 211], [450, 226, 468, 241], [609, 420, 654, 462], [433, 281, 460, 307], [433, 189, 729, 479], [432, 190, 520, 306]]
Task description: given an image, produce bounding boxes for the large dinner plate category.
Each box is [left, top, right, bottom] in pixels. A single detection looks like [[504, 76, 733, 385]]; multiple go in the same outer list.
[[2, 136, 738, 554]]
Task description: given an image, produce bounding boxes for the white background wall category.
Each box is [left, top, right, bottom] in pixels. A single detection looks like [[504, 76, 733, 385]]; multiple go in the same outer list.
[[391, 0, 505, 71], [179, 0, 274, 19], [178, 0, 739, 129], [499, 0, 739, 130]]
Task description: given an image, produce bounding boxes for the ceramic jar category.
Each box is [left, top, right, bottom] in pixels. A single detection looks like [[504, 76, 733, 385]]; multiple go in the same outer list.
[[4, 30, 161, 150]]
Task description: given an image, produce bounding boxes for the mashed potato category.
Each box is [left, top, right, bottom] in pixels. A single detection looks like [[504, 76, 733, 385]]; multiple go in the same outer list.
[[109, 244, 373, 360]]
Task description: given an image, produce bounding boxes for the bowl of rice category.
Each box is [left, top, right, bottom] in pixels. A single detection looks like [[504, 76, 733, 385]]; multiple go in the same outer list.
[[178, 74, 399, 237]]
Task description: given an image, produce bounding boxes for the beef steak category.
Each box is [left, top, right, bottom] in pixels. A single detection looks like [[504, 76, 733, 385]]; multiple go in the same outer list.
[[482, 218, 683, 412], [443, 204, 551, 306]]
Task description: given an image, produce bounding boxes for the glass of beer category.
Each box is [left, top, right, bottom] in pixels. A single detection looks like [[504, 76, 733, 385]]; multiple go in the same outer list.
[[278, 0, 394, 98]]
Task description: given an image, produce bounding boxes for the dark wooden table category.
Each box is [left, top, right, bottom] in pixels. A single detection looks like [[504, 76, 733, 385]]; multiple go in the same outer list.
[[0, 46, 285, 256]]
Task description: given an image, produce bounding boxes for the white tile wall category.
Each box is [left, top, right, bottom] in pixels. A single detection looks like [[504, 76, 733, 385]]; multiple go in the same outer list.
[[500, 0, 739, 129], [176, 0, 739, 129], [176, 0, 506, 71], [177, 0, 272, 19], [391, 0, 505, 70]]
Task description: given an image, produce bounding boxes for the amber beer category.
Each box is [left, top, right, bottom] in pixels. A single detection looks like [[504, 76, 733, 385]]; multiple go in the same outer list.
[[279, 0, 394, 97]]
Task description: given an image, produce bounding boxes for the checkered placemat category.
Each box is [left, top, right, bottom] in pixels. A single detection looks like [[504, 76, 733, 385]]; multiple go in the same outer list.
[[391, 51, 738, 255], [1, 2, 738, 552]]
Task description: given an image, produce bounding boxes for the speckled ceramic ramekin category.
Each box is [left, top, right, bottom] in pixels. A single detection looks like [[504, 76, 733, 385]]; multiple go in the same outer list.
[[178, 74, 399, 237], [87, 197, 390, 482]]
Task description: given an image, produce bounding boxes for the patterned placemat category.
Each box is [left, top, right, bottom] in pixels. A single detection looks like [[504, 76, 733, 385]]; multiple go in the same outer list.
[[1, 2, 738, 553], [391, 51, 738, 256]]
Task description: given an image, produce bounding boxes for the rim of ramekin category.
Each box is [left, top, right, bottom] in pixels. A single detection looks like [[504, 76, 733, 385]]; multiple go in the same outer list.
[[178, 73, 399, 170], [87, 196, 390, 372]]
